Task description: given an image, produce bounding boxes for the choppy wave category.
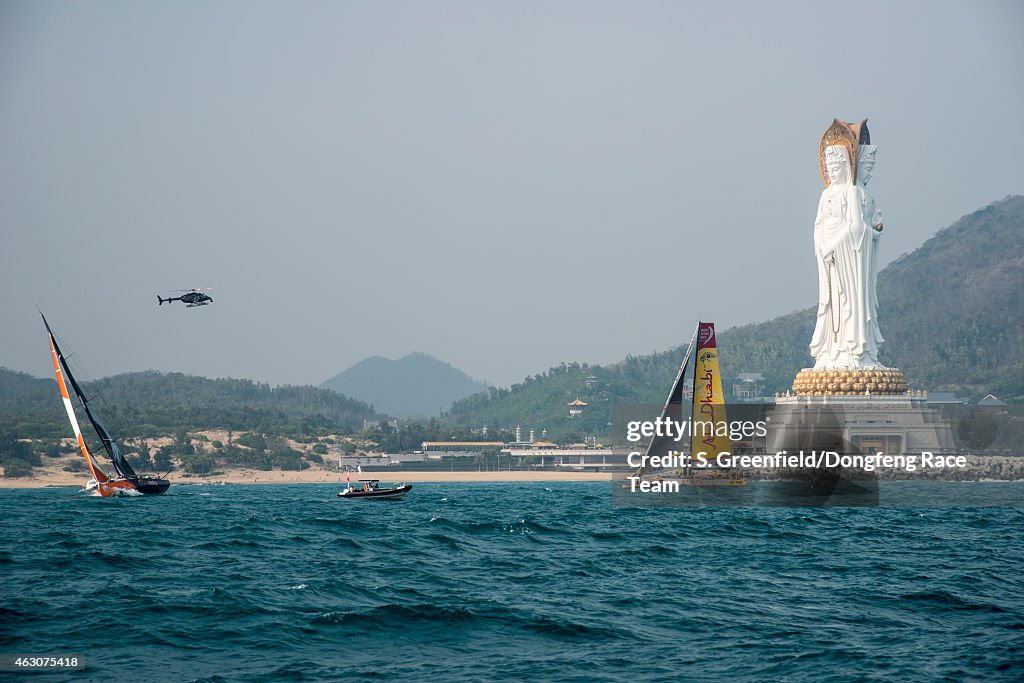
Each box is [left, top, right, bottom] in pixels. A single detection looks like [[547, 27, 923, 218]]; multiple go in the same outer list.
[[3, 482, 1024, 681]]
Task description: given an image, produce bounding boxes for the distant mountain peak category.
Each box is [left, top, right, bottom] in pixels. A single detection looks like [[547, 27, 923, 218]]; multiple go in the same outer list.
[[321, 352, 487, 418]]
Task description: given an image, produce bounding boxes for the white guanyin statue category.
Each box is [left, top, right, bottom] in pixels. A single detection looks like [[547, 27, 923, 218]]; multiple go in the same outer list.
[[808, 133, 885, 370]]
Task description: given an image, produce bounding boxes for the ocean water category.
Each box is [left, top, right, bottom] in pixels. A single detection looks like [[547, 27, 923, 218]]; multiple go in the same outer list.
[[2, 482, 1023, 682]]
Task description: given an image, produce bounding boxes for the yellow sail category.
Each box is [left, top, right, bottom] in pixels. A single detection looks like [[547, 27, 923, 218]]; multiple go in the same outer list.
[[691, 322, 731, 460]]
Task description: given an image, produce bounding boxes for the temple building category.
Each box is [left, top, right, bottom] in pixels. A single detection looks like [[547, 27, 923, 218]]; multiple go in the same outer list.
[[568, 398, 587, 417]]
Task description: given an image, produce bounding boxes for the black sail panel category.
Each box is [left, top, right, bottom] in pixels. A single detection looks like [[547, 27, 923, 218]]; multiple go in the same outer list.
[[91, 414, 139, 482], [636, 324, 699, 477], [663, 325, 699, 412]]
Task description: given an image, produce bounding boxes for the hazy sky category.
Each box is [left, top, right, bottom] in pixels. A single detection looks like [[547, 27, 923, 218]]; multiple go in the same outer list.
[[2, 1, 1022, 388]]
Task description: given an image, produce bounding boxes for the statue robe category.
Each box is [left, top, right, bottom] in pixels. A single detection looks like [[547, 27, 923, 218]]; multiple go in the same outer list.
[[809, 182, 884, 369]]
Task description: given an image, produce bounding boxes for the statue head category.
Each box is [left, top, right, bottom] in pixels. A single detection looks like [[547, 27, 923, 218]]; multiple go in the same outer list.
[[819, 119, 859, 187], [824, 145, 851, 186], [858, 145, 877, 185]]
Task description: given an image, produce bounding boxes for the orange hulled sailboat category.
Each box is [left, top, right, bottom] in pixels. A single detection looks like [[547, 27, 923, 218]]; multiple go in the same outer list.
[[43, 314, 169, 496]]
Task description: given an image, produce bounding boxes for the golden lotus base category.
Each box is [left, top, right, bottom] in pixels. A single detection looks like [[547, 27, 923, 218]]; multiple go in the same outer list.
[[792, 368, 909, 396]]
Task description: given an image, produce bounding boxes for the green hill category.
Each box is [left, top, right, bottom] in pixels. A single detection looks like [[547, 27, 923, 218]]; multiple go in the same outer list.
[[447, 195, 1024, 437], [0, 368, 382, 439]]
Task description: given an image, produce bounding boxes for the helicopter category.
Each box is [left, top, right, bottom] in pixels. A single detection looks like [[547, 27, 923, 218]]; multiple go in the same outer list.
[[157, 288, 214, 307]]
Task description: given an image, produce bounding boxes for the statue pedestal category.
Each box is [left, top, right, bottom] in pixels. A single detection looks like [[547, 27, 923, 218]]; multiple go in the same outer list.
[[767, 392, 955, 455], [792, 368, 908, 396]]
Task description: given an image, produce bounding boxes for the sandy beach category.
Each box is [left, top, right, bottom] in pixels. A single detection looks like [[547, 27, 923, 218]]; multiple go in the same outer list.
[[7, 451, 1023, 489], [0, 465, 613, 489]]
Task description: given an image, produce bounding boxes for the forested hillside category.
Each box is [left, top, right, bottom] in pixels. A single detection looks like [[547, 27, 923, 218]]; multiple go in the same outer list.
[[0, 369, 381, 439], [448, 196, 1024, 437], [718, 194, 1024, 396]]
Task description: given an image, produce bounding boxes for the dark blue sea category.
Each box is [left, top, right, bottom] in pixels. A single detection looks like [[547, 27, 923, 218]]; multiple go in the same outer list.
[[3, 482, 1024, 682]]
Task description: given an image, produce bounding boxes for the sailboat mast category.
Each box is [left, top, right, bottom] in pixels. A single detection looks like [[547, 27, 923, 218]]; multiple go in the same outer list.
[[688, 322, 705, 477]]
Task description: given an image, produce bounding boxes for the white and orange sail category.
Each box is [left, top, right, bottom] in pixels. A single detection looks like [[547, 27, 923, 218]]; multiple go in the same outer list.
[[47, 323, 111, 489], [43, 314, 168, 496]]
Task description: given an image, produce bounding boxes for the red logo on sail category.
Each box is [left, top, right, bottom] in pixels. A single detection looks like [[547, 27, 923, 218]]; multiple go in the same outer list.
[[697, 322, 716, 349]]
